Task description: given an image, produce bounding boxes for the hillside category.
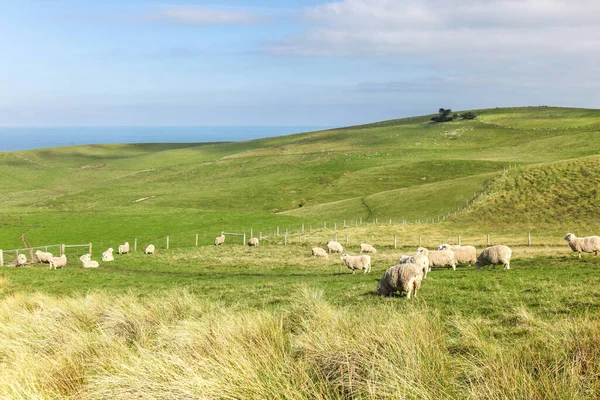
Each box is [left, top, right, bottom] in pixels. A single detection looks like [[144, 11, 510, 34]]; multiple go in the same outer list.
[[0, 106, 599, 248]]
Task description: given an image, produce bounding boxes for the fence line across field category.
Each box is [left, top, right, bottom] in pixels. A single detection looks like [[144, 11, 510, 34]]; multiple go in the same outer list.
[[0, 243, 91, 267]]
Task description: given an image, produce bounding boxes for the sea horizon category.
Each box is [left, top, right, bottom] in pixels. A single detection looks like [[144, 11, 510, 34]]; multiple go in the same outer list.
[[0, 125, 333, 151]]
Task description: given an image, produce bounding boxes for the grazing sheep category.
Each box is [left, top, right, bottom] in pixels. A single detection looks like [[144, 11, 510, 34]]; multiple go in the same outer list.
[[340, 253, 371, 274], [215, 235, 225, 246], [437, 244, 477, 265], [49, 254, 67, 270], [312, 247, 328, 258], [118, 242, 130, 255], [144, 244, 156, 254], [377, 263, 423, 299], [564, 233, 600, 258], [327, 240, 344, 254], [476, 245, 512, 270], [102, 248, 114, 262], [35, 250, 53, 264], [16, 254, 27, 267], [79, 254, 99, 268], [416, 247, 456, 270], [248, 238, 259, 247], [399, 253, 429, 279], [360, 243, 376, 254]]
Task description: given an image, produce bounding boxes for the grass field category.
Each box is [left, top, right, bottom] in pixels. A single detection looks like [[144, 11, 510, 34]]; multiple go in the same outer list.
[[1, 106, 600, 398]]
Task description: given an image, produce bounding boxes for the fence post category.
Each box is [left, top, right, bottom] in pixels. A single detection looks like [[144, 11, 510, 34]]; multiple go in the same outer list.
[[277, 227, 279, 236], [324, 221, 327, 229], [0, 250, 3, 267], [302, 223, 305, 232], [196, 234, 199, 247], [360, 217, 362, 225], [309, 225, 312, 233], [343, 220, 346, 227], [389, 219, 392, 225], [284, 232, 287, 246], [458, 235, 461, 246], [419, 235, 422, 247], [335, 223, 337, 230], [375, 218, 378, 224], [134, 238, 137, 252], [528, 232, 531, 247], [346, 233, 349, 245], [61, 244, 65, 256], [334, 233, 338, 242], [89, 243, 92, 256], [259, 232, 262, 240], [167, 236, 170, 250], [355, 220, 358, 227], [250, 228, 253, 239], [487, 233, 490, 246], [394, 235, 397, 249]]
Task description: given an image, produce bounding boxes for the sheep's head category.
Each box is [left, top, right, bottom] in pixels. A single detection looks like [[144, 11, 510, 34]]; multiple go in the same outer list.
[[340, 253, 348, 261], [437, 244, 451, 251], [564, 233, 575, 241], [416, 247, 429, 256]]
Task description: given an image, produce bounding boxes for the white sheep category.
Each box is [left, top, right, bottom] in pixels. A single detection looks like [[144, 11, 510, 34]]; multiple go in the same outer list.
[[311, 247, 328, 258], [16, 254, 27, 267], [79, 254, 99, 268], [102, 248, 114, 262], [377, 263, 423, 298], [476, 245, 512, 270], [327, 240, 344, 253], [215, 235, 225, 246], [49, 254, 67, 270], [118, 242, 130, 255], [248, 238, 259, 247], [564, 233, 600, 258], [399, 253, 429, 279], [416, 247, 456, 270], [340, 253, 371, 274], [144, 244, 156, 254], [436, 244, 477, 265], [360, 243, 376, 254], [35, 250, 53, 264]]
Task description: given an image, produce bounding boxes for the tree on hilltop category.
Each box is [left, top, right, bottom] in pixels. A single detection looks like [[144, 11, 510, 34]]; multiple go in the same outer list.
[[431, 108, 453, 122]]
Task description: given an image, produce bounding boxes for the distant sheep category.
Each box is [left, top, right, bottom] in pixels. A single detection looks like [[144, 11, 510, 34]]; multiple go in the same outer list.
[[399, 253, 429, 279], [16, 254, 27, 267], [144, 244, 156, 254], [476, 245, 512, 270], [340, 253, 371, 274], [360, 243, 376, 254], [49, 254, 67, 270], [312, 247, 328, 258], [248, 238, 259, 247], [35, 250, 53, 264], [416, 247, 456, 270], [102, 248, 114, 262], [79, 254, 99, 268], [327, 240, 344, 254], [215, 235, 225, 246], [564, 233, 600, 258], [377, 263, 423, 298], [437, 244, 477, 265], [118, 242, 130, 255]]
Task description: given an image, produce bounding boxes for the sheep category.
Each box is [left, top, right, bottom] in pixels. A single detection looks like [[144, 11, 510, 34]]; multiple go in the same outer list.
[[416, 247, 456, 270], [377, 263, 423, 299], [312, 247, 329, 258], [118, 242, 130, 255], [564, 233, 600, 258], [144, 244, 156, 254], [340, 253, 371, 274], [215, 234, 225, 246], [102, 248, 114, 262], [248, 238, 259, 247], [79, 254, 99, 268], [327, 240, 344, 254], [16, 254, 27, 267], [399, 253, 429, 280], [436, 244, 477, 265], [360, 243, 376, 254], [35, 250, 53, 264], [476, 245, 512, 270], [49, 254, 67, 270]]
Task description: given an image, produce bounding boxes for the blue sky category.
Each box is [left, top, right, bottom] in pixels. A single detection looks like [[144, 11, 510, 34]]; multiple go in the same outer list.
[[1, 0, 599, 126]]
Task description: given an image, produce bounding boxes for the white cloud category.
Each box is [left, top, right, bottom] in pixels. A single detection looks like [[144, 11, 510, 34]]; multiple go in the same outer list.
[[147, 7, 265, 26]]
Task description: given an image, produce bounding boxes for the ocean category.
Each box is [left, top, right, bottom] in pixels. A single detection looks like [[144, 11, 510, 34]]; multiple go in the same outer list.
[[0, 126, 332, 151]]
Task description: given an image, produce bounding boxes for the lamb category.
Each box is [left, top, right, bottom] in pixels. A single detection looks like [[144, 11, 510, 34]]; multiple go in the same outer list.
[[377, 263, 423, 299], [340, 253, 371, 274], [102, 248, 114, 262], [35, 250, 53, 264], [360, 243, 376, 254], [399, 253, 429, 279], [215, 235, 225, 246], [436, 244, 477, 265], [476, 245, 512, 270], [16, 254, 27, 267], [144, 244, 156, 254], [564, 233, 600, 258], [311, 247, 328, 258], [79, 254, 99, 268], [118, 242, 130, 255], [327, 240, 344, 253], [49, 254, 67, 270], [416, 247, 456, 270], [248, 238, 259, 247]]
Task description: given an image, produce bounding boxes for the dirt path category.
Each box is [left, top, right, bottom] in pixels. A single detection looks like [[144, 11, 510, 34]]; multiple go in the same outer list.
[[20, 231, 30, 248], [361, 197, 374, 221]]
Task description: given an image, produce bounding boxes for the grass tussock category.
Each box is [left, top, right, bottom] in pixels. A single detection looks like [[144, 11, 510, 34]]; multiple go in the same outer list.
[[0, 288, 599, 399]]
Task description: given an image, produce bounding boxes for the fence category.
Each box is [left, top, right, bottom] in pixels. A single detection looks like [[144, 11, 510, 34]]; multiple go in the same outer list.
[[0, 243, 91, 267]]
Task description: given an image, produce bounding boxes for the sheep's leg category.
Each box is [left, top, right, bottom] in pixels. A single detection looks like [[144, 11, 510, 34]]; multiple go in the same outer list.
[[352, 270, 356, 275], [504, 263, 510, 270], [413, 289, 418, 298], [579, 252, 582, 259], [406, 290, 411, 299]]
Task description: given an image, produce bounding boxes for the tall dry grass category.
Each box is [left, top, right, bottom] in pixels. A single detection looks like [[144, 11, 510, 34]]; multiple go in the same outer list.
[[0, 286, 598, 399]]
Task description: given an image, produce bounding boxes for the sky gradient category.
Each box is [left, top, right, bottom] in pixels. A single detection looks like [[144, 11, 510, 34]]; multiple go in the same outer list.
[[1, 0, 598, 127]]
